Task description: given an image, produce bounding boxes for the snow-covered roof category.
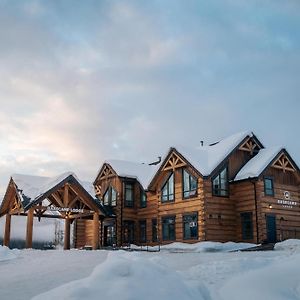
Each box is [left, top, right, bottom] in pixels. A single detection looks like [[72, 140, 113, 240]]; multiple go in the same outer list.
[[11, 172, 96, 208], [234, 147, 283, 181], [174, 131, 254, 176], [105, 160, 160, 190]]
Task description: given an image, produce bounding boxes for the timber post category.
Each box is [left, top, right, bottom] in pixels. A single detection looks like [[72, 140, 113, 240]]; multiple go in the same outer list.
[[3, 213, 11, 247], [64, 217, 71, 250], [92, 212, 99, 250], [26, 208, 34, 248]]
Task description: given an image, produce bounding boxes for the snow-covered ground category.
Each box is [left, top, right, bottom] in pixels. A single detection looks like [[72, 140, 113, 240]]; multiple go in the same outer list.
[[1, 240, 300, 300]]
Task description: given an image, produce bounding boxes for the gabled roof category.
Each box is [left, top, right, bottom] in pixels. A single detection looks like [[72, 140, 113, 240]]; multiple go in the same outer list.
[[175, 131, 256, 176], [147, 131, 260, 188], [102, 160, 160, 190], [0, 172, 104, 214], [234, 147, 283, 181]]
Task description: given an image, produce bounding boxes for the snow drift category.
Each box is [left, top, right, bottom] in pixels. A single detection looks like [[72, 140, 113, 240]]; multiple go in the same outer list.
[[0, 246, 18, 262], [33, 251, 206, 300]]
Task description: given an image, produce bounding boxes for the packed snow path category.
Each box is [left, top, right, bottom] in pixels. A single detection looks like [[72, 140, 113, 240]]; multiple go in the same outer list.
[[0, 250, 108, 300]]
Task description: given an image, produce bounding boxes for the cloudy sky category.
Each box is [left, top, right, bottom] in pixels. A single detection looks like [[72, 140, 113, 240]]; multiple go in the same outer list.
[[0, 0, 299, 196]]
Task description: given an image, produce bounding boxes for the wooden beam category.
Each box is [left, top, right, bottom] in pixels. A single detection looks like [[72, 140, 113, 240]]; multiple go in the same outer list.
[[26, 208, 34, 249], [92, 212, 99, 250], [51, 193, 64, 208], [64, 217, 71, 250], [3, 214, 11, 247], [63, 184, 69, 206]]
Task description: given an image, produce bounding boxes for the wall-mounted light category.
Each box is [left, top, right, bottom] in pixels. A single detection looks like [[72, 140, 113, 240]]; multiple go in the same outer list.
[[268, 203, 273, 209]]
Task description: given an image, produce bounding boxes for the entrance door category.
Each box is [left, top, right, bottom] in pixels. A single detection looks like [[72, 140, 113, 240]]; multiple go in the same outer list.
[[266, 214, 277, 243], [104, 225, 116, 247]]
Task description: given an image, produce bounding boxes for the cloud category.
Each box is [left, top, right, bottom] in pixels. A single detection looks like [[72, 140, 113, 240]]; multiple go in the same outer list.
[[0, 0, 299, 201]]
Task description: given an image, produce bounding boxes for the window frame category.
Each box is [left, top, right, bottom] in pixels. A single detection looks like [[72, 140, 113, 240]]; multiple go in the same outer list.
[[152, 219, 158, 242], [102, 186, 117, 206], [264, 177, 274, 197], [124, 182, 134, 208], [182, 169, 198, 199], [212, 166, 229, 197], [139, 220, 147, 243], [182, 213, 198, 240], [140, 189, 147, 208], [162, 215, 176, 241], [241, 212, 253, 240], [161, 172, 175, 203]]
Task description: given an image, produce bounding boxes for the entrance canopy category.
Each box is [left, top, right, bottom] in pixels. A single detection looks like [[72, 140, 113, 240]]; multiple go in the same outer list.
[[0, 172, 106, 250]]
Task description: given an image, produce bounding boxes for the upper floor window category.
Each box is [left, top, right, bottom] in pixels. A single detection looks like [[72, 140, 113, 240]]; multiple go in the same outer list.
[[212, 167, 229, 197], [264, 177, 274, 196], [161, 173, 174, 202], [140, 190, 147, 208], [103, 186, 117, 206], [183, 169, 197, 198], [125, 182, 134, 207]]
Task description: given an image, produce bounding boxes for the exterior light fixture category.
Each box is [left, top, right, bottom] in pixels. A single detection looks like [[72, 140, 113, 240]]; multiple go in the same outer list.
[[268, 203, 273, 209]]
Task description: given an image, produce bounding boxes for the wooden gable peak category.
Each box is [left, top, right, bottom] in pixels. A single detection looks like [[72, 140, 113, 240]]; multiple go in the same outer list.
[[272, 153, 297, 173], [239, 137, 261, 155], [162, 150, 187, 171], [97, 164, 117, 181]]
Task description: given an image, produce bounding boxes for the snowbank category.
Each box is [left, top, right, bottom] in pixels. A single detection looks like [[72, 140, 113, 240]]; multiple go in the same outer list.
[[0, 246, 18, 262], [132, 241, 256, 253], [274, 239, 300, 252], [219, 253, 300, 300], [33, 252, 206, 300]]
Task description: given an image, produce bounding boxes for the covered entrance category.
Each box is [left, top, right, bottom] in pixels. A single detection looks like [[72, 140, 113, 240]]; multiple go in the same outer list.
[[0, 172, 106, 250]]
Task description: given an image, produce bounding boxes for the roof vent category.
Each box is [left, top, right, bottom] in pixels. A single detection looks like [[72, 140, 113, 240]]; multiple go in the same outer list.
[[149, 156, 162, 166]]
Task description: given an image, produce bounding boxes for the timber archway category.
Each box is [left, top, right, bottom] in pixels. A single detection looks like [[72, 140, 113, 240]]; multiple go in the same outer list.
[[0, 172, 106, 250]]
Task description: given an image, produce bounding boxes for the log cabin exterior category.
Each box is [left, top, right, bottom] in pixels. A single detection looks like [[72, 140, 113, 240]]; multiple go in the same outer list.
[[1, 131, 300, 249], [91, 131, 300, 247]]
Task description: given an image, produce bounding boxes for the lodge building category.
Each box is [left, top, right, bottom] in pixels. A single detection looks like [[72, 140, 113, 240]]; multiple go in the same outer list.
[[1, 131, 300, 249]]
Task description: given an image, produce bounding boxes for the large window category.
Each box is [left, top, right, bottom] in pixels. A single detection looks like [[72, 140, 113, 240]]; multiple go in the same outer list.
[[264, 177, 274, 196], [241, 212, 253, 240], [124, 182, 134, 207], [183, 169, 197, 198], [140, 190, 147, 208], [139, 220, 147, 243], [183, 213, 198, 239], [152, 219, 158, 242], [161, 173, 174, 202], [103, 186, 117, 206], [162, 216, 176, 241], [212, 167, 229, 196], [123, 220, 135, 244]]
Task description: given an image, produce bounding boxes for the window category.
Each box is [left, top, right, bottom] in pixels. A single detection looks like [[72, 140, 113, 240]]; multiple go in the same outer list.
[[123, 221, 135, 244], [161, 173, 174, 202], [139, 220, 147, 243], [264, 177, 274, 196], [162, 216, 176, 241], [212, 167, 229, 196], [140, 190, 147, 208], [241, 212, 253, 240], [183, 169, 197, 198], [152, 219, 158, 242], [183, 213, 198, 239], [103, 186, 117, 206], [124, 183, 134, 207]]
